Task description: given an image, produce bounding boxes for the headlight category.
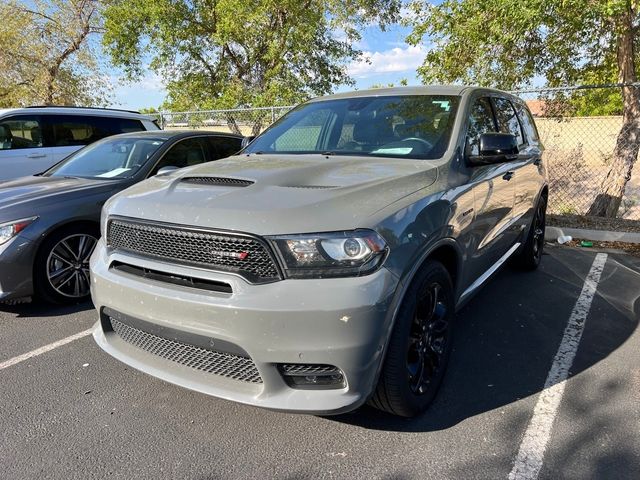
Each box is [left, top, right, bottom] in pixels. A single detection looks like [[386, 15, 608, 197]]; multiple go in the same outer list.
[[0, 217, 38, 246], [270, 230, 388, 278]]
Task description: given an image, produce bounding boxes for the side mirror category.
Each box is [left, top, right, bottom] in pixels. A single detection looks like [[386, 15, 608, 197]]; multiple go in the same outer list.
[[468, 133, 518, 166], [156, 166, 180, 176], [241, 136, 256, 149]]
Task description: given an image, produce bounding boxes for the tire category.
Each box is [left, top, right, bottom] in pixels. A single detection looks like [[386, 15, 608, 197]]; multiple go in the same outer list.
[[369, 260, 455, 417], [33, 224, 99, 304], [513, 195, 547, 271]]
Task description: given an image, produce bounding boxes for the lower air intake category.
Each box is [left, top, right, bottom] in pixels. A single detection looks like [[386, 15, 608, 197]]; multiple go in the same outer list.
[[110, 317, 263, 384]]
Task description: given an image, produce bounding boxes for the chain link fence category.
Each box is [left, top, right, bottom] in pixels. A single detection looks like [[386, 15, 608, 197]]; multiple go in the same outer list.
[[513, 84, 639, 220], [156, 84, 640, 220], [156, 106, 293, 136]]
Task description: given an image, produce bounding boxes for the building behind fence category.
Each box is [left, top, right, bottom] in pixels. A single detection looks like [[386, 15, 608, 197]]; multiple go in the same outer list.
[[157, 84, 640, 220]]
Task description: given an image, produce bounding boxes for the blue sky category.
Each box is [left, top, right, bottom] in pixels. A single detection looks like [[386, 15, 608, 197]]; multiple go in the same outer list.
[[111, 23, 424, 110]]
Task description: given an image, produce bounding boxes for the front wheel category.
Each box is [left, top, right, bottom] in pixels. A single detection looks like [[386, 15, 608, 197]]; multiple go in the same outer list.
[[34, 225, 99, 304], [369, 260, 455, 417]]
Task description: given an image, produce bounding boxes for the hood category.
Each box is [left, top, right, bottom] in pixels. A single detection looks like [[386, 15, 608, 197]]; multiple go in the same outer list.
[[0, 175, 120, 214], [107, 154, 438, 235]]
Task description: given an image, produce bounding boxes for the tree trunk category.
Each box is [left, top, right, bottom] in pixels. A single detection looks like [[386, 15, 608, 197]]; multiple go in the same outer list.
[[586, 6, 640, 217], [225, 114, 242, 135]]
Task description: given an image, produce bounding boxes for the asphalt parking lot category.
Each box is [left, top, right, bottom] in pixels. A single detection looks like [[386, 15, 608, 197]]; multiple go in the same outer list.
[[1, 245, 639, 480]]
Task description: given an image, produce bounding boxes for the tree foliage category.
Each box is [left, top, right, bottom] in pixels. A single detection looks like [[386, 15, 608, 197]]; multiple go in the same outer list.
[[0, 0, 110, 107], [407, 0, 640, 217], [102, 0, 400, 114]]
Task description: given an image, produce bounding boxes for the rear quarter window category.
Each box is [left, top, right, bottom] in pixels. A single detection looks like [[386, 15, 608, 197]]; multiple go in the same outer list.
[[515, 103, 540, 144], [46, 115, 145, 147]]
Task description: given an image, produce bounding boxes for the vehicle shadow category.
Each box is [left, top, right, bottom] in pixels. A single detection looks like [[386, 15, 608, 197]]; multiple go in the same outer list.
[[0, 299, 93, 318], [330, 247, 640, 433]]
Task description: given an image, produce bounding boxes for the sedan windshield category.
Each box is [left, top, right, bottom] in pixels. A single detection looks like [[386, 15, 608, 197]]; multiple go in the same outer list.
[[244, 95, 460, 160], [45, 136, 166, 179]]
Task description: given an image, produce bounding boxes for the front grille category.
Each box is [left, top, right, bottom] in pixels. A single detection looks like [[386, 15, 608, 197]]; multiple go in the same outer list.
[[107, 218, 281, 283], [181, 177, 254, 187], [110, 317, 263, 383]]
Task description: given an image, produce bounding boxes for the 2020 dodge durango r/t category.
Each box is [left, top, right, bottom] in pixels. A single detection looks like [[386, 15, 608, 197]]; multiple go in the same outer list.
[[90, 86, 547, 417]]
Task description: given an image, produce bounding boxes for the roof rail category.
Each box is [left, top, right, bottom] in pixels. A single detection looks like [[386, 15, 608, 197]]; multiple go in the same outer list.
[[25, 105, 141, 114]]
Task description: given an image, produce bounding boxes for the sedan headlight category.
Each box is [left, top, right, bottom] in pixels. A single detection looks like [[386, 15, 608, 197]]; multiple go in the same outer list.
[[0, 217, 38, 246], [270, 230, 388, 278]]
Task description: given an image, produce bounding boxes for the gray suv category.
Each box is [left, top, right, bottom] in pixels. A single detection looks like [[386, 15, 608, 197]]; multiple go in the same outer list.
[[90, 86, 547, 417]]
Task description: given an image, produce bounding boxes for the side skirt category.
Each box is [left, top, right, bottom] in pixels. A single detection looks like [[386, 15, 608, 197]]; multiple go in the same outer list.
[[456, 242, 521, 310]]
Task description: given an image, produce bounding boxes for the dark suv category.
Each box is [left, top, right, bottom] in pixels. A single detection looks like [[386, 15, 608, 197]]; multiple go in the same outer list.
[[91, 86, 547, 417]]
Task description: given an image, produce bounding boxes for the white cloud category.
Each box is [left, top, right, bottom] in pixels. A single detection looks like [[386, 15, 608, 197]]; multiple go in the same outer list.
[[347, 44, 425, 78], [110, 72, 167, 109]]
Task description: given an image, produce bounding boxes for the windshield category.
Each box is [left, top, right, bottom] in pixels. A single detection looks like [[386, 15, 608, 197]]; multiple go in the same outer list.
[[45, 136, 166, 179], [244, 95, 460, 159]]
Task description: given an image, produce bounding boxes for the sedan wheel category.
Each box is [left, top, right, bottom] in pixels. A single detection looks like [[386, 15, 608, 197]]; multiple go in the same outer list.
[[34, 225, 100, 304], [46, 234, 97, 299]]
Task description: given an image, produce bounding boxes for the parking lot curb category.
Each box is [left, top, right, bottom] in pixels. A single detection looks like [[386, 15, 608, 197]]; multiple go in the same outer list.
[[546, 225, 640, 244]]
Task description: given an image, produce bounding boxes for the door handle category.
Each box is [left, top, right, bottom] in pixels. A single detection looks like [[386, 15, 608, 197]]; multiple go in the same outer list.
[[502, 171, 515, 181], [27, 153, 47, 158]]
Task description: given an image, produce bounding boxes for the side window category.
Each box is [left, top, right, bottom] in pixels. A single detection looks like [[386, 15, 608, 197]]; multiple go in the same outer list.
[[151, 138, 207, 175], [515, 103, 540, 144], [206, 136, 242, 159], [108, 118, 145, 134], [48, 115, 100, 147], [465, 97, 497, 156], [0, 116, 44, 150], [492, 98, 524, 146]]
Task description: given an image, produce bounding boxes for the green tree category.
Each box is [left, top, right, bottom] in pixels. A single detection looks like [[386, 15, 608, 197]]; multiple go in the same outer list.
[[102, 0, 399, 134], [0, 0, 110, 107], [407, 0, 640, 217]]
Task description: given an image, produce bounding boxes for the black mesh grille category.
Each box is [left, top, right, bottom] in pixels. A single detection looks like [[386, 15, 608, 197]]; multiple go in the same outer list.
[[110, 317, 263, 383], [107, 219, 281, 283], [181, 177, 254, 187], [278, 364, 341, 376]]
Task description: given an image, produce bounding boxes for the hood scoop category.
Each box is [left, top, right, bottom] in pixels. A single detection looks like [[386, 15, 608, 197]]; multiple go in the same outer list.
[[180, 177, 254, 187]]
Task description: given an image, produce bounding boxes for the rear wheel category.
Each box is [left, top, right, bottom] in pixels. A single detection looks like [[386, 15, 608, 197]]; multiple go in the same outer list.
[[369, 260, 455, 417], [34, 225, 99, 304], [513, 195, 547, 270]]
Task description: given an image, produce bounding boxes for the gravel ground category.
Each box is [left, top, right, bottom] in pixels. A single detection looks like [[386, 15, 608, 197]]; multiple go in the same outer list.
[[562, 239, 640, 257], [549, 214, 640, 233]]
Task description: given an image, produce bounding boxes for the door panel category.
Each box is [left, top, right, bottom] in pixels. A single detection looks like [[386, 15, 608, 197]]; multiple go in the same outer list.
[[50, 145, 83, 164], [461, 96, 517, 289], [463, 162, 517, 288]]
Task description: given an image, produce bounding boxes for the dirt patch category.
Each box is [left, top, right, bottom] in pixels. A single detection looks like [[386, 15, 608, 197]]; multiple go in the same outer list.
[[548, 214, 640, 233], [559, 238, 640, 257]]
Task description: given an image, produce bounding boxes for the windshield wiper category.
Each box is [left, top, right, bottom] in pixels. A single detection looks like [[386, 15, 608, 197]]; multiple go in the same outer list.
[[320, 151, 336, 156]]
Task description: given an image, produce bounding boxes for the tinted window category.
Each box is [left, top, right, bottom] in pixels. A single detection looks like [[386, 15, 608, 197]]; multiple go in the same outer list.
[[493, 98, 524, 145], [47, 115, 145, 147], [466, 98, 497, 156], [244, 95, 460, 160], [46, 136, 166, 179], [515, 103, 540, 143], [0, 116, 43, 150], [207, 136, 242, 159], [151, 138, 208, 175]]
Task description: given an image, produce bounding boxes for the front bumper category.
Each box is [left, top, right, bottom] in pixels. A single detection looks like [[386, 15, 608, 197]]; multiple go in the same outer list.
[[0, 236, 36, 302], [90, 239, 399, 414]]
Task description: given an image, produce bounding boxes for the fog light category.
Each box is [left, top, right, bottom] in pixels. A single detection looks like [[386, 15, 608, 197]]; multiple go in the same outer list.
[[277, 364, 346, 389]]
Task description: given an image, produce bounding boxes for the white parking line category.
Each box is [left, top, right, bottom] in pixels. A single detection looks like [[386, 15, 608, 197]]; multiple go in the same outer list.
[[0, 328, 93, 371], [508, 252, 608, 480]]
